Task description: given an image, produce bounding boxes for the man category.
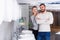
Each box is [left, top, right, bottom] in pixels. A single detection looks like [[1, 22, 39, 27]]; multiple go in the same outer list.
[[36, 3, 53, 40], [30, 6, 38, 40]]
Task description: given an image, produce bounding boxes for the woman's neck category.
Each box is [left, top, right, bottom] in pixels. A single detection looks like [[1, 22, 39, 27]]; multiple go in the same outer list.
[[33, 13, 37, 16]]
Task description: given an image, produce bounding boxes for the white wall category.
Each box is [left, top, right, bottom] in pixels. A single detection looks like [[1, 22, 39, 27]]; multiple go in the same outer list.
[[0, 21, 14, 40], [20, 4, 29, 29]]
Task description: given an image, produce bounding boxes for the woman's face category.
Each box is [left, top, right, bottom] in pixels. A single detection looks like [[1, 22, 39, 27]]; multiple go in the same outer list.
[[32, 8, 38, 15]]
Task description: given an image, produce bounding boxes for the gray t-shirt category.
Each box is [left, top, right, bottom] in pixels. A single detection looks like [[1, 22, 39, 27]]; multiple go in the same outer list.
[[31, 15, 38, 30]]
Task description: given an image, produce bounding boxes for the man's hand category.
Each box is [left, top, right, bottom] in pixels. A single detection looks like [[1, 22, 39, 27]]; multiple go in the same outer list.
[[45, 18, 49, 22], [47, 18, 49, 20], [36, 18, 40, 20]]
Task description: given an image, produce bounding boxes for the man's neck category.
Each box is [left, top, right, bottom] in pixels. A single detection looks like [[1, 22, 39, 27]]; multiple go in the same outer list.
[[41, 11, 46, 14]]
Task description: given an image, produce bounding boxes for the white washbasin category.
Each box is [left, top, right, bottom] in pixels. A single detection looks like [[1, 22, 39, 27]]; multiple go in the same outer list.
[[22, 30, 32, 34]]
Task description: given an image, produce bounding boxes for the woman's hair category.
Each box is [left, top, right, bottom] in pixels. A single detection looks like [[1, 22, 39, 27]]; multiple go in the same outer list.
[[32, 6, 37, 10], [32, 6, 37, 15]]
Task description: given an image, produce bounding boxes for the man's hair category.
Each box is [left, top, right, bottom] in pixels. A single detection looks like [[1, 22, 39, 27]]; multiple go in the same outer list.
[[40, 3, 46, 6], [32, 6, 37, 10]]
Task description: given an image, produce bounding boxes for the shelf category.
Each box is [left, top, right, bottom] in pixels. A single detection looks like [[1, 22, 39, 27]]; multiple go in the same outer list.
[[51, 26, 60, 32]]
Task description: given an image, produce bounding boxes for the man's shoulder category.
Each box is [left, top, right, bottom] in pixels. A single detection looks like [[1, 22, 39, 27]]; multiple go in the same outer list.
[[47, 11, 52, 13], [46, 11, 53, 15], [46, 11, 53, 16]]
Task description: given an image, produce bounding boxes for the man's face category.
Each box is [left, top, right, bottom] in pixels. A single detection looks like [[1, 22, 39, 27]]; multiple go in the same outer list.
[[40, 5, 46, 12]]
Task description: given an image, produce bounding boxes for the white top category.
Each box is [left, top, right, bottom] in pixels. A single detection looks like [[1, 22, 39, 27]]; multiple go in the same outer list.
[[36, 11, 53, 32]]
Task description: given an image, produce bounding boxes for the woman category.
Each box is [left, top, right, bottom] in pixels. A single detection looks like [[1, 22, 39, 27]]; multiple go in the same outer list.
[[30, 6, 38, 40]]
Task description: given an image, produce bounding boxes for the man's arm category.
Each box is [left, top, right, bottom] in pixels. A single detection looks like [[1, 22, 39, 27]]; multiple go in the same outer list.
[[45, 12, 54, 24], [35, 14, 46, 24]]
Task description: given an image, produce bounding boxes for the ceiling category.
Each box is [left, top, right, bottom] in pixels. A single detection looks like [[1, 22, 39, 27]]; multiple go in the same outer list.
[[17, 0, 60, 10]]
